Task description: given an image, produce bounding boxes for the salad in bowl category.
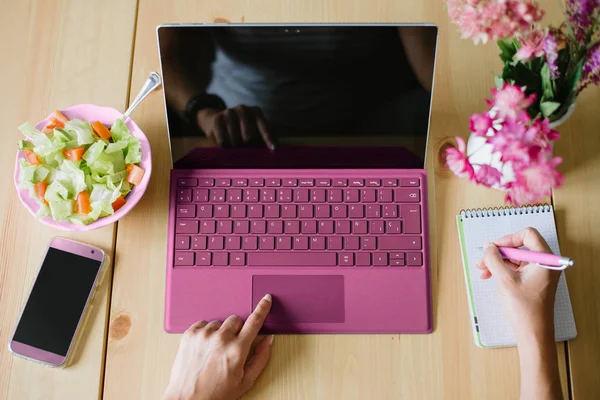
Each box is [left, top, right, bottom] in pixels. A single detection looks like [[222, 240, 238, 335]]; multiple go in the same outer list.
[[15, 104, 151, 231]]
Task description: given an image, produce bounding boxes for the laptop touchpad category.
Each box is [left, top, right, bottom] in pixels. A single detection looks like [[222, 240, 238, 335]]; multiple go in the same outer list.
[[252, 275, 345, 323]]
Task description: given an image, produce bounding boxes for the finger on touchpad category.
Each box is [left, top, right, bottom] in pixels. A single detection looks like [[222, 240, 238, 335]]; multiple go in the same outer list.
[[252, 275, 345, 323]]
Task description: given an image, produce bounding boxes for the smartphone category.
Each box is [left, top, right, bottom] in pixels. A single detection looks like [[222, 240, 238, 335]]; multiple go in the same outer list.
[[8, 237, 107, 367]]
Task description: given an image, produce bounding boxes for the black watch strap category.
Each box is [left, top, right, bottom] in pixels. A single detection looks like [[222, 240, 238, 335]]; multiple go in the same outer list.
[[184, 94, 227, 128]]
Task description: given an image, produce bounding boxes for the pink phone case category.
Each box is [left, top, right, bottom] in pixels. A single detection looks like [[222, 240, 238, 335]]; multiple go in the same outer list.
[[8, 237, 107, 367]]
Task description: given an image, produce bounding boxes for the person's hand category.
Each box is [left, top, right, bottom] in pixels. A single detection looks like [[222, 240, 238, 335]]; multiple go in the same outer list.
[[197, 106, 277, 150], [476, 227, 561, 344], [163, 294, 274, 400]]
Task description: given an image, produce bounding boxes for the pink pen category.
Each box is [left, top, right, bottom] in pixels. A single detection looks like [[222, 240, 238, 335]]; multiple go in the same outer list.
[[496, 247, 574, 270]]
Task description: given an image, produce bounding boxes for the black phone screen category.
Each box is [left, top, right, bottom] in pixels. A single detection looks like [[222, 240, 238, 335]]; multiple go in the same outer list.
[[12, 247, 102, 356]]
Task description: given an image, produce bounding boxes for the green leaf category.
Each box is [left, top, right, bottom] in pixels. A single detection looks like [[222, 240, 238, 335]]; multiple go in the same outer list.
[[540, 101, 561, 117], [494, 76, 505, 89], [497, 40, 516, 63], [541, 63, 554, 102]]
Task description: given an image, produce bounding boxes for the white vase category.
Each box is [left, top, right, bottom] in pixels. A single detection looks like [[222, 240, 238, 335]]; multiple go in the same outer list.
[[465, 102, 575, 191]]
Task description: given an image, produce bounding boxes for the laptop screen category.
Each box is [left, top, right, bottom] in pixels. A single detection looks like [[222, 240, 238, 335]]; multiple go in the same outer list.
[[158, 24, 438, 169]]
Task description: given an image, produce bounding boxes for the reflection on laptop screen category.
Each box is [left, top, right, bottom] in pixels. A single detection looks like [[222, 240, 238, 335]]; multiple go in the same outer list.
[[158, 24, 438, 168]]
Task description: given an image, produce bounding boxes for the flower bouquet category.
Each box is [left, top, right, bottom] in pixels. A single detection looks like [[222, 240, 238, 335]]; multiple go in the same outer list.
[[444, 0, 600, 205]]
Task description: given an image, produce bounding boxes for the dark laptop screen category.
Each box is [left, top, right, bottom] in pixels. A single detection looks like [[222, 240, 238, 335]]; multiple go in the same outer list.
[[158, 24, 438, 169]]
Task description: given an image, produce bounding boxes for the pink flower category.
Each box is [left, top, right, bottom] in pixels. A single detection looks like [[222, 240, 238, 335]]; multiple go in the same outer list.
[[469, 113, 494, 136], [475, 164, 503, 186], [514, 29, 546, 62], [446, 0, 544, 45], [485, 83, 536, 120], [505, 156, 563, 206], [445, 136, 475, 181], [487, 120, 531, 164]]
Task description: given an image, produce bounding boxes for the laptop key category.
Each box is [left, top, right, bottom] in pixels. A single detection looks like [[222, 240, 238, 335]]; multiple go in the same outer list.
[[378, 236, 422, 250], [214, 205, 229, 218], [394, 188, 420, 202], [407, 252, 423, 266], [315, 205, 331, 218], [233, 179, 248, 187], [356, 252, 371, 266], [199, 179, 215, 187], [349, 205, 364, 218], [177, 205, 196, 218], [248, 252, 337, 266], [198, 205, 213, 218], [208, 236, 224, 250], [217, 220, 233, 234], [200, 220, 216, 234], [259, 236, 275, 250], [276, 237, 292, 250], [213, 252, 228, 266], [251, 220, 267, 234], [178, 189, 192, 203], [226, 236, 241, 250], [373, 252, 388, 266], [231, 205, 246, 218], [175, 235, 190, 250], [339, 253, 354, 266], [328, 236, 343, 250], [242, 236, 258, 250], [178, 178, 198, 187], [230, 253, 246, 266], [294, 236, 309, 250], [195, 252, 211, 266], [391, 259, 406, 266], [216, 178, 231, 187], [250, 178, 264, 187], [174, 252, 194, 266], [401, 204, 422, 234], [177, 220, 198, 234], [194, 189, 209, 203], [401, 178, 420, 187]]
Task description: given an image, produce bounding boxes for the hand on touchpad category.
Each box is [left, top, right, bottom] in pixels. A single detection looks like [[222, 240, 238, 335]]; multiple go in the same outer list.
[[252, 275, 345, 323]]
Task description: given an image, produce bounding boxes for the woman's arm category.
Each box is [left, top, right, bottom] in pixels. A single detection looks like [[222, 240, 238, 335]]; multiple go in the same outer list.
[[479, 228, 563, 400], [396, 27, 437, 92]]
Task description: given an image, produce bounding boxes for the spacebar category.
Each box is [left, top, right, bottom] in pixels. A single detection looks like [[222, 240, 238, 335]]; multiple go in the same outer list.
[[247, 252, 337, 266]]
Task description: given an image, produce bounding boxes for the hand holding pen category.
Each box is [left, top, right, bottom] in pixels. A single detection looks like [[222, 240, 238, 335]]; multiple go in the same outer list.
[[476, 227, 562, 344]]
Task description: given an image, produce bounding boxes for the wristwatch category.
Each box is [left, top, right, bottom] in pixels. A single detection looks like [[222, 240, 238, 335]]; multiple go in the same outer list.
[[184, 94, 227, 128]]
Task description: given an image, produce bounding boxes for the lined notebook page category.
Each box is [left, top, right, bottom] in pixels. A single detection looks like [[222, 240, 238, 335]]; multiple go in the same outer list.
[[458, 205, 577, 348]]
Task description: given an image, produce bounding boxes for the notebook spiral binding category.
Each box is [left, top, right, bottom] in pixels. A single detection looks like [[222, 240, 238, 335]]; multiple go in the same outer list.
[[460, 204, 552, 218]]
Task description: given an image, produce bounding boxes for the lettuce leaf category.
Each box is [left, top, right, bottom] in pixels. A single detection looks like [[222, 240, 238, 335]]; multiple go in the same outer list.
[[64, 119, 95, 146], [90, 183, 122, 204], [49, 199, 73, 221], [56, 159, 87, 196], [82, 141, 106, 165], [18, 140, 35, 151], [105, 141, 128, 154], [18, 123, 51, 148], [110, 118, 142, 164]]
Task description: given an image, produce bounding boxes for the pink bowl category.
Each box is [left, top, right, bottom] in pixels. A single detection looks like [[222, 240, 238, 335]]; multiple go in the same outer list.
[[13, 104, 152, 231]]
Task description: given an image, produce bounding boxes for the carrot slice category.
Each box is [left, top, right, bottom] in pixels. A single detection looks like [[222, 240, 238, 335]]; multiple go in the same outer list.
[[34, 182, 48, 205], [52, 110, 69, 124], [24, 149, 41, 165], [62, 146, 85, 161], [42, 117, 64, 134], [75, 191, 91, 215], [112, 195, 127, 212], [125, 164, 145, 186], [92, 121, 112, 140]]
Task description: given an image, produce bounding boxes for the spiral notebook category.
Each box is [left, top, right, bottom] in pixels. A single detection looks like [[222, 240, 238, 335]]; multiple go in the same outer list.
[[456, 204, 577, 348]]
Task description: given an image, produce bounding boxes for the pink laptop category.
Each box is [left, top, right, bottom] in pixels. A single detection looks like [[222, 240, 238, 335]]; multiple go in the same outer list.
[[158, 23, 438, 334]]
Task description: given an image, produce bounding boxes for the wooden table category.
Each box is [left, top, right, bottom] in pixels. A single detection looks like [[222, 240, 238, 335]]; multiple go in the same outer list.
[[1, 1, 599, 399]]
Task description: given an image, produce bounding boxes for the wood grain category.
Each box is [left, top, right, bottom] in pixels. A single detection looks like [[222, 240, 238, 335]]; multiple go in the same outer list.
[[0, 0, 137, 399], [553, 86, 600, 399], [102, 1, 589, 399]]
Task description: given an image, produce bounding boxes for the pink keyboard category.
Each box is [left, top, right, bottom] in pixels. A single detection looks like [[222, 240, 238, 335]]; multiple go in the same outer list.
[[171, 170, 425, 268]]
